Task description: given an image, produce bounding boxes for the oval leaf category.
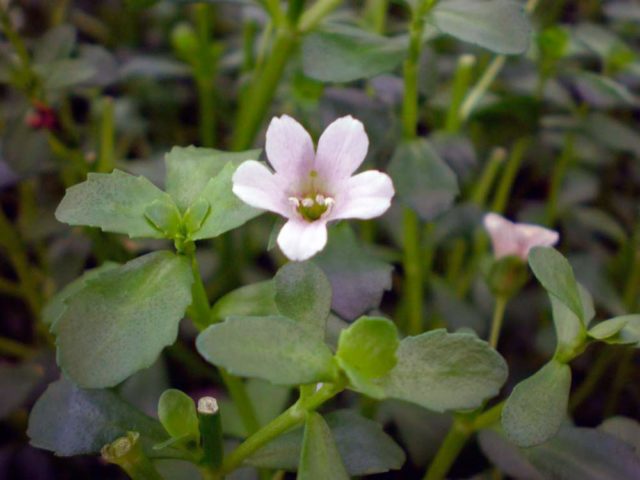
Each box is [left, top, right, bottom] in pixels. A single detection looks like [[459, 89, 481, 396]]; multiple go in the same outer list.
[[379, 329, 507, 412], [196, 316, 337, 386], [502, 360, 571, 447], [56, 251, 193, 388], [298, 413, 349, 480], [432, 0, 531, 55]]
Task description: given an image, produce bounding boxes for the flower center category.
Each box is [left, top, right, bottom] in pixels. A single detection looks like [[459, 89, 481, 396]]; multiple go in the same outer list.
[[289, 194, 334, 222]]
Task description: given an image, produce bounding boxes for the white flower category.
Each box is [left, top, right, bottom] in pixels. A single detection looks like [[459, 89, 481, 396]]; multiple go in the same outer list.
[[232, 115, 394, 261], [483, 213, 559, 261]]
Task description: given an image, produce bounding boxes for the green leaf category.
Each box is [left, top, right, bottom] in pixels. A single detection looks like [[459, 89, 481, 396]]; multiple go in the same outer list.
[[302, 23, 407, 83], [0, 362, 43, 419], [248, 409, 406, 475], [56, 170, 173, 239], [298, 413, 349, 480], [582, 113, 640, 157], [37, 58, 96, 90], [43, 262, 119, 330], [274, 261, 331, 341], [196, 316, 337, 385], [144, 198, 182, 238], [157, 389, 199, 441], [190, 161, 261, 240], [480, 424, 640, 480], [588, 317, 628, 340], [502, 360, 571, 447], [56, 251, 193, 388], [28, 378, 167, 456], [378, 329, 507, 412], [33, 25, 76, 65], [336, 317, 399, 398], [431, 0, 531, 55], [388, 139, 459, 221], [591, 315, 640, 346], [313, 224, 393, 320], [529, 247, 585, 322], [549, 293, 587, 361], [210, 280, 278, 323], [526, 426, 640, 479], [164, 146, 259, 211]]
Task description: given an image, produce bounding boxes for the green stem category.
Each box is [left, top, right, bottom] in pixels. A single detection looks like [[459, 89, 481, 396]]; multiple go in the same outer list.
[[570, 347, 616, 411], [363, 0, 388, 34], [490, 137, 530, 214], [195, 3, 216, 148], [186, 251, 261, 439], [605, 347, 635, 416], [97, 96, 115, 173], [222, 380, 344, 474], [623, 225, 640, 312], [488, 295, 508, 349], [445, 54, 476, 133], [0, 336, 35, 359], [298, 0, 342, 33], [404, 209, 423, 335], [0, 209, 42, 318], [470, 147, 506, 206], [231, 27, 297, 150], [544, 133, 574, 227], [400, 0, 438, 336], [458, 0, 540, 122], [424, 403, 504, 480], [423, 418, 472, 480], [219, 368, 261, 436]]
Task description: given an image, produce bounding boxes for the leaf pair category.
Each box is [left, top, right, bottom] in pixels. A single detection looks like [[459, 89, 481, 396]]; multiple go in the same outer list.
[[503, 247, 640, 447], [56, 147, 261, 244], [49, 147, 263, 389], [199, 262, 508, 413]]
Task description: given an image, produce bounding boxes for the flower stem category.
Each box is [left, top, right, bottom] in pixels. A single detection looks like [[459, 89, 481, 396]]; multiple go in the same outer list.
[[488, 295, 508, 349], [400, 0, 438, 335], [424, 403, 504, 480], [423, 417, 472, 480], [186, 251, 261, 440], [490, 137, 530, 214], [222, 380, 345, 474], [363, 0, 388, 34], [445, 54, 476, 133]]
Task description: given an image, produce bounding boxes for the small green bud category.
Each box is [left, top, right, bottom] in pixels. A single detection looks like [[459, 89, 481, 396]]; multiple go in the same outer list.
[[537, 26, 569, 62], [485, 255, 530, 299], [183, 198, 210, 235], [144, 199, 182, 238], [171, 22, 198, 62], [158, 389, 200, 443], [336, 317, 399, 398]]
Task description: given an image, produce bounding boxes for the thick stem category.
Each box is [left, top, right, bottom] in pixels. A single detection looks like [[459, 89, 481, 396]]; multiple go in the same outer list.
[[363, 0, 389, 34], [423, 419, 472, 480], [222, 381, 344, 474], [219, 369, 261, 436], [488, 295, 508, 349], [298, 0, 342, 33], [404, 209, 423, 335], [490, 137, 530, 214], [445, 54, 476, 133]]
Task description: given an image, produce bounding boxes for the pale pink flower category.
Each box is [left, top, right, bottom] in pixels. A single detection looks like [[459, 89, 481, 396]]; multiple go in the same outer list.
[[232, 115, 394, 261], [483, 213, 559, 261]]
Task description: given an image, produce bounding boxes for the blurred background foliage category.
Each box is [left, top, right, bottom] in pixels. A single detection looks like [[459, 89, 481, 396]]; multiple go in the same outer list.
[[0, 0, 639, 478]]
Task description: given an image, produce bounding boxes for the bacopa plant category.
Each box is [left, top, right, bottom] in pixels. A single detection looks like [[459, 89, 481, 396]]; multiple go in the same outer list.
[[1, 1, 640, 479]]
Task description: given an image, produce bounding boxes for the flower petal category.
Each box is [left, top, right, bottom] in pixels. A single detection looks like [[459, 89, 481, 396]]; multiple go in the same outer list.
[[516, 224, 559, 258], [483, 213, 520, 259], [277, 219, 328, 261], [232, 160, 290, 217], [314, 116, 369, 182], [330, 170, 394, 220], [265, 115, 315, 181]]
